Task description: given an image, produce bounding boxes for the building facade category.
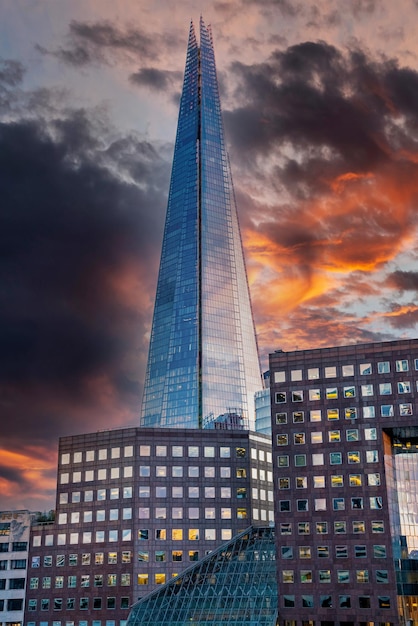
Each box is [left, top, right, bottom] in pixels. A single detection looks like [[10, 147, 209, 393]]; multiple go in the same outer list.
[[0, 509, 32, 626], [270, 339, 418, 626], [24, 427, 273, 625], [141, 18, 261, 430]]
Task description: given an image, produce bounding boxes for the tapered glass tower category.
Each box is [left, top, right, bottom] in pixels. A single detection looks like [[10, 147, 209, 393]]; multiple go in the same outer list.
[[141, 18, 261, 430]]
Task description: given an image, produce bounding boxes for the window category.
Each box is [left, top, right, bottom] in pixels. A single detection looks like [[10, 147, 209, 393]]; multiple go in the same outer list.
[[400, 403, 413, 415], [343, 385, 355, 398], [365, 428, 377, 441], [396, 359, 409, 372], [398, 381, 411, 393], [292, 390, 303, 402], [333, 498, 345, 511], [275, 392, 286, 403], [378, 596, 391, 609], [313, 475, 325, 488], [309, 389, 321, 400], [329, 430, 341, 443], [378, 361, 390, 373], [327, 408, 339, 420], [330, 452, 342, 465], [361, 384, 373, 396], [326, 387, 338, 399], [316, 522, 328, 534], [356, 569, 369, 583], [319, 569, 331, 583], [276, 412, 287, 425], [291, 369, 303, 381], [279, 500, 291, 512], [312, 453, 324, 465], [381, 404, 394, 417], [283, 595, 295, 607], [354, 545, 367, 558], [349, 474, 362, 487], [325, 366, 336, 378], [359, 596, 371, 608], [379, 382, 392, 395], [315, 498, 326, 511], [308, 367, 319, 379], [294, 454, 306, 467], [363, 405, 375, 418], [372, 520, 385, 533], [374, 545, 387, 558], [339, 595, 351, 608], [280, 523, 292, 535], [277, 434, 288, 446], [298, 522, 310, 535], [281, 546, 293, 559], [367, 449, 379, 463], [336, 545, 348, 558], [294, 432, 305, 445], [293, 410, 304, 423], [297, 499, 308, 511], [352, 521, 365, 533], [311, 432, 323, 444], [348, 451, 360, 464], [310, 409, 321, 422], [337, 570, 350, 583], [331, 475, 343, 487], [345, 407, 357, 419], [282, 569, 294, 583], [317, 545, 329, 557], [300, 570, 312, 583], [368, 473, 381, 486], [342, 364, 354, 376], [351, 497, 363, 509], [360, 363, 372, 375], [334, 521, 346, 534], [296, 477, 307, 489]]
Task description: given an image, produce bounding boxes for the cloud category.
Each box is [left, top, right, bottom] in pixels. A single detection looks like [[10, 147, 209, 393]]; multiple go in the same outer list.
[[36, 20, 181, 68], [130, 68, 182, 92]]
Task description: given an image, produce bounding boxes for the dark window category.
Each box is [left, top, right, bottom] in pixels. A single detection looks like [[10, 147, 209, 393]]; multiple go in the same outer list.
[[107, 596, 116, 609], [93, 597, 102, 609], [0, 579, 5, 589], [12, 541, 28, 552], [0, 543, 9, 552], [121, 597, 130, 609], [359, 596, 371, 608], [7, 598, 23, 611], [9, 577, 25, 589], [11, 559, 27, 569]]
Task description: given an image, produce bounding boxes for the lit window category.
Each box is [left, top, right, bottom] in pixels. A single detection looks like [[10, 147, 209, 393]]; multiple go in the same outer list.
[[327, 408, 339, 420], [298, 522, 310, 535], [312, 453, 324, 466], [316, 522, 328, 534], [313, 476, 325, 488], [296, 477, 307, 489], [111, 447, 120, 459], [291, 369, 303, 381], [360, 363, 372, 375], [326, 387, 338, 399], [348, 451, 360, 463], [349, 474, 362, 487], [365, 428, 377, 441], [331, 475, 343, 487], [274, 371, 286, 383], [311, 432, 323, 444], [310, 409, 321, 422], [315, 498, 326, 511], [325, 366, 336, 378], [309, 389, 321, 401], [356, 569, 369, 583], [317, 545, 329, 556], [308, 368, 319, 379], [343, 386, 355, 398], [334, 521, 346, 534], [299, 546, 311, 558], [342, 364, 354, 376], [367, 473, 381, 486], [329, 430, 341, 443]]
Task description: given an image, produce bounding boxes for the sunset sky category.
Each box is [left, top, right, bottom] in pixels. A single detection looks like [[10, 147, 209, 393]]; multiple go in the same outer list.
[[2, 0, 418, 512]]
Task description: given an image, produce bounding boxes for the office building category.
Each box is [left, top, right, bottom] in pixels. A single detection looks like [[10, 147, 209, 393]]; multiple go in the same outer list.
[[0, 509, 32, 626], [126, 526, 278, 625], [141, 17, 261, 430], [24, 427, 273, 625], [270, 339, 418, 625]]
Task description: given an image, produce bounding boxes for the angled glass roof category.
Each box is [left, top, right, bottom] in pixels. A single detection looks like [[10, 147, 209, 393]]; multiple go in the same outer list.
[[127, 526, 278, 625]]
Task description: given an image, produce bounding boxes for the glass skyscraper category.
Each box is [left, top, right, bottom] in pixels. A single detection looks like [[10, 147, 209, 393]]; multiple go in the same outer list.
[[141, 18, 261, 430]]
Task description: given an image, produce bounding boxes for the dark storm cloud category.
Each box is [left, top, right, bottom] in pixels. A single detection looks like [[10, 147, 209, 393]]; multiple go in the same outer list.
[[37, 20, 181, 68], [0, 105, 170, 442], [386, 270, 418, 291], [0, 58, 25, 87], [225, 40, 418, 182], [130, 68, 182, 92]]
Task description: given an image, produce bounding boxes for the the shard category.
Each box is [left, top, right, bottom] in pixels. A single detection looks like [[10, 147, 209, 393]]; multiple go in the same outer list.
[[141, 18, 261, 429]]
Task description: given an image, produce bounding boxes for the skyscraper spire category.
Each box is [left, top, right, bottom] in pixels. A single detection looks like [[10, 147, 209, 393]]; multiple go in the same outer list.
[[141, 18, 261, 430]]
